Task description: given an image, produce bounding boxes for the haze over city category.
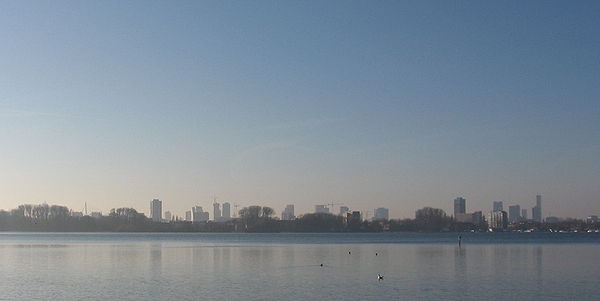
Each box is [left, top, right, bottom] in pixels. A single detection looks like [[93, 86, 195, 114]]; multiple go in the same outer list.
[[1, 1, 599, 219]]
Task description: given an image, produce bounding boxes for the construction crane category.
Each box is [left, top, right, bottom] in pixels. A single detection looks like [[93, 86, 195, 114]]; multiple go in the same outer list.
[[325, 202, 345, 214]]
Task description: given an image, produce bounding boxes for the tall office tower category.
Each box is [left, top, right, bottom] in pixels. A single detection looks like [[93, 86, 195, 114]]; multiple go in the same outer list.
[[532, 194, 542, 222], [508, 205, 521, 223], [493, 201, 503, 212], [281, 204, 295, 220], [339, 206, 350, 215], [521, 209, 528, 220], [192, 206, 209, 223], [315, 205, 329, 214], [373, 207, 390, 221], [150, 199, 162, 222], [454, 197, 466, 217], [213, 202, 221, 222], [222, 202, 231, 221], [185, 210, 192, 221], [164, 211, 172, 222]]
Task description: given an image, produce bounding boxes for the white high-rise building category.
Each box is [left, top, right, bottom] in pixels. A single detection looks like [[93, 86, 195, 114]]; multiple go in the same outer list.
[[164, 211, 172, 222], [150, 199, 162, 222], [213, 202, 221, 222], [282, 204, 295, 220], [222, 202, 231, 221]]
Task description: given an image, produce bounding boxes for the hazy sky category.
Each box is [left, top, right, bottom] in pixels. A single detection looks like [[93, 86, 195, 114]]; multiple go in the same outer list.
[[1, 1, 599, 219]]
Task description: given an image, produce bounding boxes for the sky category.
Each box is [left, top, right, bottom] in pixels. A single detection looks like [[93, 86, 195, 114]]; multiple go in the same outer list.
[[1, 0, 599, 219]]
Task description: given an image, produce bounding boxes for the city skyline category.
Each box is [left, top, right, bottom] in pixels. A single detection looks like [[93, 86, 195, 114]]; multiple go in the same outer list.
[[1, 1, 599, 219], [12, 192, 587, 222]]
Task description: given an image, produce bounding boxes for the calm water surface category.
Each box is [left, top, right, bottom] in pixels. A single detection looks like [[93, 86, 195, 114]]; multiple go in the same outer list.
[[1, 232, 599, 300]]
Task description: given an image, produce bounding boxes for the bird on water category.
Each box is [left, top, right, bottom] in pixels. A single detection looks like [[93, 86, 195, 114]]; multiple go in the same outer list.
[[377, 274, 384, 281]]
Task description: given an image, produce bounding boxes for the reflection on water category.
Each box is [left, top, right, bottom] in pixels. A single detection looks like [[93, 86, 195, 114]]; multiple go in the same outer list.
[[0, 234, 598, 300]]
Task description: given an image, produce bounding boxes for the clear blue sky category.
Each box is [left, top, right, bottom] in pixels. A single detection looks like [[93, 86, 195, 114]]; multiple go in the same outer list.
[[1, 0, 599, 218]]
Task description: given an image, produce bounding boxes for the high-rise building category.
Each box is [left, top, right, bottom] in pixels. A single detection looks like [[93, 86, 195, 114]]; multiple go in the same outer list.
[[454, 197, 466, 217], [185, 210, 192, 221], [373, 208, 389, 221], [222, 202, 231, 221], [213, 202, 221, 222], [487, 210, 508, 231], [521, 209, 528, 220], [339, 206, 349, 215], [281, 204, 295, 220], [315, 205, 329, 214], [164, 211, 172, 222], [493, 201, 503, 212], [192, 206, 209, 223], [150, 199, 162, 222], [508, 205, 521, 223], [532, 194, 542, 222]]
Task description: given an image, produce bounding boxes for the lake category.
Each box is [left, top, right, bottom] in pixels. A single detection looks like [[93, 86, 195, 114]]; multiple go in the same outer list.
[[1, 232, 599, 300]]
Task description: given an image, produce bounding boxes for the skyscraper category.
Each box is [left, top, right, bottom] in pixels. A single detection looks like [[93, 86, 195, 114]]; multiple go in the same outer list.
[[192, 206, 209, 223], [150, 199, 162, 222], [493, 201, 503, 212], [532, 194, 542, 222], [282, 204, 295, 220], [164, 211, 172, 222], [508, 205, 521, 223], [213, 202, 221, 222], [373, 208, 389, 221], [454, 197, 466, 217], [222, 202, 231, 221], [521, 209, 528, 220]]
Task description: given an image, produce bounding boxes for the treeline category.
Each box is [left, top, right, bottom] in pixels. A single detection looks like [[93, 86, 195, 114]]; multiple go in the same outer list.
[[2, 203, 596, 233], [0, 204, 468, 232]]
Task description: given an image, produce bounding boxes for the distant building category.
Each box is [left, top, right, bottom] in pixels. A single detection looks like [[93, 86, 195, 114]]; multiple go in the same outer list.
[[222, 202, 231, 221], [545, 216, 559, 223], [91, 212, 102, 218], [472, 211, 483, 225], [521, 209, 528, 220], [487, 211, 508, 231], [192, 206, 209, 223], [347, 211, 361, 222], [164, 211, 172, 222], [71, 211, 83, 217], [454, 197, 466, 217], [281, 204, 295, 220], [315, 205, 329, 214], [373, 208, 389, 221], [339, 206, 349, 215], [586, 215, 598, 223], [493, 201, 503, 212], [532, 195, 542, 222], [508, 205, 521, 223], [150, 199, 162, 222], [456, 212, 483, 225], [213, 202, 221, 222], [185, 210, 192, 221]]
